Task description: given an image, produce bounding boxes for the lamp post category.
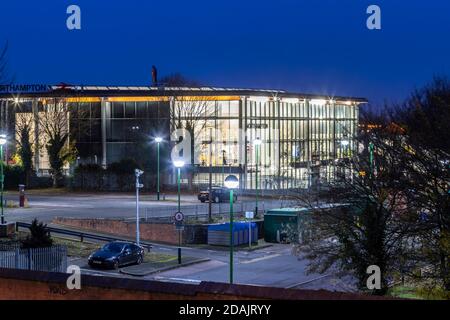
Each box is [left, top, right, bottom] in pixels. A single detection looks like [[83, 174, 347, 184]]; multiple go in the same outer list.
[[253, 138, 262, 217], [173, 160, 184, 211], [0, 134, 6, 225], [135, 169, 144, 246], [224, 174, 239, 284], [173, 160, 185, 264], [155, 137, 163, 200]]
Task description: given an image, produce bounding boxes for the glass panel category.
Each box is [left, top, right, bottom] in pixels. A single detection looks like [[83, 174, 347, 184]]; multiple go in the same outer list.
[[112, 102, 124, 118]]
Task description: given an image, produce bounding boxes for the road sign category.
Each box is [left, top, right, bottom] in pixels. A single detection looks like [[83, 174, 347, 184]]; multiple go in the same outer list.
[[245, 211, 254, 219], [174, 211, 184, 222]]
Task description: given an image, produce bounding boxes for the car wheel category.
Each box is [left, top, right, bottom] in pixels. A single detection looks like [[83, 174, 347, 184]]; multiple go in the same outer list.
[[200, 200, 205, 203], [214, 196, 220, 203], [136, 255, 143, 265], [113, 259, 119, 270]]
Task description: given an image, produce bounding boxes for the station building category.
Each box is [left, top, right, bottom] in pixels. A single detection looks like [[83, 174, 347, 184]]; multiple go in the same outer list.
[[0, 85, 366, 190]]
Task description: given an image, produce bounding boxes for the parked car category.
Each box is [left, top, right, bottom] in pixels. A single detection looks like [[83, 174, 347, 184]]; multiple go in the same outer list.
[[88, 241, 144, 269], [198, 186, 237, 203]]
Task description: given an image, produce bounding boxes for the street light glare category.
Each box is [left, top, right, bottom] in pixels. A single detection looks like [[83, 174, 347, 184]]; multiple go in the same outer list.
[[224, 175, 239, 189], [173, 160, 185, 168], [0, 134, 7, 145], [155, 137, 163, 143], [341, 140, 349, 146], [253, 138, 262, 146]]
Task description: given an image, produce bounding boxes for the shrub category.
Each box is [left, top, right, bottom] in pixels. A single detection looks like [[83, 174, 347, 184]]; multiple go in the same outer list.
[[21, 219, 54, 249]]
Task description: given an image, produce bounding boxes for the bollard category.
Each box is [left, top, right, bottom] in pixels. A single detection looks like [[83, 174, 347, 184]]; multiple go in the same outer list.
[[19, 184, 26, 207]]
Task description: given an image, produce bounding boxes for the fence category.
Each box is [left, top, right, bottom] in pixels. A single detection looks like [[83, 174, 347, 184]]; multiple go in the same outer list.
[[0, 244, 68, 273], [141, 199, 295, 223]]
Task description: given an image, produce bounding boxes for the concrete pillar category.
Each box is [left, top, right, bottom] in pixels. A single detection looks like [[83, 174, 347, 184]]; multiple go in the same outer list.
[[32, 99, 40, 174], [101, 98, 107, 168]]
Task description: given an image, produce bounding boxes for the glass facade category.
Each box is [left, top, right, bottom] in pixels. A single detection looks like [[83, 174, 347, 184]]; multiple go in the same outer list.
[[171, 97, 359, 190], [7, 88, 362, 189]]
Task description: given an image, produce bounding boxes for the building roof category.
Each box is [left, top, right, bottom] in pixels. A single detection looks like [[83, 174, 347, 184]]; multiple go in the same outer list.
[[0, 84, 368, 103]]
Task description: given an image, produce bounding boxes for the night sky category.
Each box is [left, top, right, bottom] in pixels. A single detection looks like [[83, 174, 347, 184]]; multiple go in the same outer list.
[[1, 0, 449, 105]]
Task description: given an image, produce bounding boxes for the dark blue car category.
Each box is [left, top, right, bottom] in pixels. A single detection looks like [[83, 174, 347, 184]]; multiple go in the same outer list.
[[198, 186, 238, 203], [88, 242, 144, 269]]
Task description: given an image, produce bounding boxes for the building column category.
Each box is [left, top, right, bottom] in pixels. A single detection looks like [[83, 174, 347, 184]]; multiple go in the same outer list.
[[31, 99, 40, 174], [240, 97, 246, 190], [101, 97, 107, 168], [305, 99, 311, 188]]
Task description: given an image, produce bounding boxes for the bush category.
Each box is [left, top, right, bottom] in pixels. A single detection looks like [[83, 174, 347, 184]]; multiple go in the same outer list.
[[3, 163, 26, 189], [21, 219, 54, 249], [106, 158, 142, 175], [71, 159, 144, 191]]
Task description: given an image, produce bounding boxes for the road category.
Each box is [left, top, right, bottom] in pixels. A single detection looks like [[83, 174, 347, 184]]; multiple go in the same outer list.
[[3, 191, 297, 223], [70, 241, 356, 292]]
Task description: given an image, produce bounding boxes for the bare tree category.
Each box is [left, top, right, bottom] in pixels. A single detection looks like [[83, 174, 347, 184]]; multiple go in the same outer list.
[[393, 77, 450, 292], [38, 98, 77, 187], [0, 42, 11, 135], [162, 73, 215, 187], [160, 73, 200, 87], [170, 95, 216, 187], [293, 112, 417, 295], [0, 41, 9, 84], [15, 112, 35, 185]]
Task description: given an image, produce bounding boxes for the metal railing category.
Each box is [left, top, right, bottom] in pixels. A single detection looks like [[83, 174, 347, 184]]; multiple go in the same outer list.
[[142, 200, 283, 223], [16, 222, 153, 251], [0, 244, 67, 272]]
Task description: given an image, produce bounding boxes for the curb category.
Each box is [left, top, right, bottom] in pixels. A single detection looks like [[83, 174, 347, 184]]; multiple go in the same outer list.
[[119, 258, 210, 277]]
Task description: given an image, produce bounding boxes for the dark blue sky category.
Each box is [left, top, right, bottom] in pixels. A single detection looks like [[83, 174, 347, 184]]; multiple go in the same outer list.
[[1, 0, 449, 105]]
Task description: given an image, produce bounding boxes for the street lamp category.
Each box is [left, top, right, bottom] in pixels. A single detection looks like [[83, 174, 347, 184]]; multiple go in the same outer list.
[[173, 160, 185, 212], [173, 160, 185, 264], [135, 169, 144, 246], [155, 137, 163, 200], [253, 138, 262, 217], [224, 174, 239, 284], [0, 134, 6, 225]]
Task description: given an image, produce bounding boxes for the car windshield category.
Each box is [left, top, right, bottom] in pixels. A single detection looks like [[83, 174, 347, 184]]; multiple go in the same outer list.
[[102, 243, 125, 253]]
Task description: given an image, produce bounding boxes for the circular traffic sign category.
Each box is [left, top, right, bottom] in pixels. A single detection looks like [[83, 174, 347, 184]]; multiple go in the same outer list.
[[174, 211, 184, 222]]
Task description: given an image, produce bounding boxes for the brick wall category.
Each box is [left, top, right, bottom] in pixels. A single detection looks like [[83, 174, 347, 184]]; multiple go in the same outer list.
[[0, 268, 390, 300], [53, 217, 179, 244]]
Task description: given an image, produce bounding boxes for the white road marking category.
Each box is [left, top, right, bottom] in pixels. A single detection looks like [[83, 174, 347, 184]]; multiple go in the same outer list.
[[240, 254, 281, 264], [152, 276, 201, 284]]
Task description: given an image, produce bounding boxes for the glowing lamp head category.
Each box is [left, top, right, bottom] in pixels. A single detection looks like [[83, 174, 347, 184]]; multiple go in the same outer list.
[[224, 175, 239, 189], [155, 137, 163, 143], [173, 160, 185, 168], [253, 138, 262, 146], [0, 134, 6, 146], [341, 140, 350, 146]]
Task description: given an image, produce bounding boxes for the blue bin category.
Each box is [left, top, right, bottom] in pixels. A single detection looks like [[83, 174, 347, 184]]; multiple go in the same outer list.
[[208, 222, 258, 246]]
